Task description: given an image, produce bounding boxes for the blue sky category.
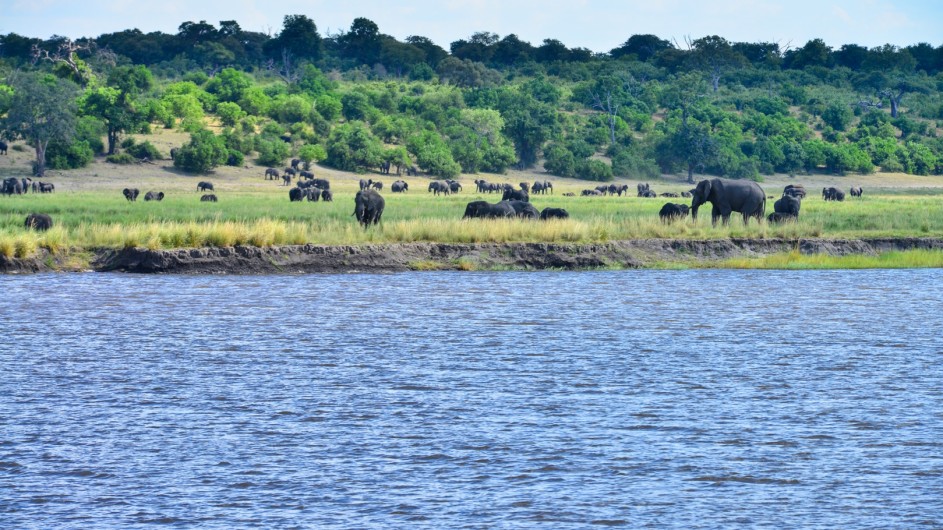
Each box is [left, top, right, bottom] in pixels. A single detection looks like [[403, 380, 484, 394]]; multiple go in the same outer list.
[[3, 0, 940, 51]]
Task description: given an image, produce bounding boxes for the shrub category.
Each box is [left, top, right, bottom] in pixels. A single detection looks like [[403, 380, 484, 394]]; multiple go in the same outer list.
[[48, 140, 95, 169], [106, 152, 136, 164], [126, 140, 162, 160], [575, 159, 613, 181], [174, 130, 229, 173]]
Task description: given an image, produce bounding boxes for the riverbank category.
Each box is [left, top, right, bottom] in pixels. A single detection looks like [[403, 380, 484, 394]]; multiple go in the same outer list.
[[4, 238, 943, 273]]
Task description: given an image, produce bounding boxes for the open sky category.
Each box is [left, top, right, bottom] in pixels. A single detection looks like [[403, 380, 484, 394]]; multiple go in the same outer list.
[[3, 0, 940, 51]]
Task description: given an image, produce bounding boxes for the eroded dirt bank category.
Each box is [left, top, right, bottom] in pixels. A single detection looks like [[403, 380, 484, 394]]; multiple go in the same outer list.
[[4, 238, 943, 274]]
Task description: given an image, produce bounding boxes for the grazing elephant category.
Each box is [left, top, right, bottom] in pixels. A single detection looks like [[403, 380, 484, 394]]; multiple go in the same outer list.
[[462, 200, 516, 219], [637, 182, 651, 196], [291, 158, 301, 169], [1, 177, 23, 195], [122, 188, 140, 202], [391, 180, 408, 193], [681, 190, 693, 198], [822, 187, 845, 201], [312, 178, 330, 190], [660, 192, 680, 197], [659, 203, 690, 222], [447, 180, 462, 193], [200, 194, 218, 202], [540, 207, 569, 220], [265, 168, 280, 180], [783, 184, 807, 199], [299, 170, 313, 179], [428, 181, 450, 196], [774, 194, 801, 217], [289, 187, 304, 202], [0, 141, 7, 155], [282, 174, 292, 186], [371, 181, 383, 191], [506, 200, 539, 219], [639, 190, 657, 198], [305, 187, 321, 202], [144, 191, 165, 201], [850, 186, 863, 198], [359, 178, 371, 190], [353, 189, 385, 227], [24, 213, 53, 231], [502, 188, 529, 202], [767, 212, 796, 224], [321, 189, 333, 202], [197, 181, 214, 192], [691, 178, 766, 226], [38, 182, 55, 193]]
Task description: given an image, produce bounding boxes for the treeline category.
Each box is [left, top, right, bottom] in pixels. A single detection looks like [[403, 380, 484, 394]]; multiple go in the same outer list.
[[1, 15, 942, 180]]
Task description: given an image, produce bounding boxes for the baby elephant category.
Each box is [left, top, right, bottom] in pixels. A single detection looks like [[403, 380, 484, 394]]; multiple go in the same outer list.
[[539, 207, 569, 220], [144, 191, 165, 201], [659, 202, 690, 222], [24, 213, 53, 231], [767, 212, 797, 224], [200, 194, 218, 202]]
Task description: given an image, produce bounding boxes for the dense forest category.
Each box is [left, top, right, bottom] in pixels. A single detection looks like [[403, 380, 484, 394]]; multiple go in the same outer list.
[[1, 15, 942, 181]]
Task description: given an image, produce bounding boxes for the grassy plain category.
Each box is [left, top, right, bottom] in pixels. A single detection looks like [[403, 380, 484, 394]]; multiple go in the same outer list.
[[2, 132, 943, 267]]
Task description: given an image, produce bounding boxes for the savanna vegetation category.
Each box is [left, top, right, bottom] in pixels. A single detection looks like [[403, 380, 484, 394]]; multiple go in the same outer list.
[[1, 16, 943, 267]]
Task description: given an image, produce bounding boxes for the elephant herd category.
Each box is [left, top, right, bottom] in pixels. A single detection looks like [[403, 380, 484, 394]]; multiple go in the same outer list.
[[121, 181, 221, 203], [2, 177, 55, 195], [289, 177, 333, 202]]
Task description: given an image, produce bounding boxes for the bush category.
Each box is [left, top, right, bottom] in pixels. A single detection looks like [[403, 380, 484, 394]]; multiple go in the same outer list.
[[174, 130, 229, 173], [226, 149, 244, 167], [254, 138, 291, 167], [126, 140, 162, 160], [48, 140, 95, 169], [106, 152, 136, 164], [575, 159, 613, 181]]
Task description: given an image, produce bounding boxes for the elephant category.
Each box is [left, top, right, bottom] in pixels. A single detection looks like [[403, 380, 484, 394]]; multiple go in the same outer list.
[[321, 189, 333, 202], [122, 188, 140, 202], [305, 187, 322, 202], [289, 187, 304, 202], [660, 192, 680, 198], [659, 203, 690, 222], [0, 141, 7, 155], [200, 194, 218, 202], [265, 168, 280, 180], [447, 180, 462, 193], [581, 189, 604, 196], [359, 178, 371, 190], [371, 181, 383, 191], [681, 190, 693, 198], [519, 182, 530, 193], [1, 177, 23, 195], [24, 213, 53, 231], [144, 191, 165, 201], [783, 184, 807, 199], [596, 185, 611, 195], [691, 178, 766, 226], [197, 181, 214, 192], [354, 189, 385, 227], [391, 180, 408, 193], [284, 167, 297, 177], [767, 212, 797, 224], [639, 190, 657, 198], [850, 186, 863, 198], [774, 194, 801, 217], [170, 147, 178, 160], [637, 182, 651, 196], [822, 187, 845, 201], [38, 182, 55, 193], [462, 200, 516, 219], [540, 207, 569, 220], [299, 170, 313, 179], [506, 200, 539, 219], [502, 188, 529, 202], [312, 178, 330, 190], [406, 165, 419, 176], [380, 160, 391, 174], [282, 173, 292, 186], [428, 181, 450, 196], [291, 158, 301, 169]]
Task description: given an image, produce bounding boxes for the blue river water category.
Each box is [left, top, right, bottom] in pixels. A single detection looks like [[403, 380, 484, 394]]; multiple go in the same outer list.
[[1, 270, 942, 528]]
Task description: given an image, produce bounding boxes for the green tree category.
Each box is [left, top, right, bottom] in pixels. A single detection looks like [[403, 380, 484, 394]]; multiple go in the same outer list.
[[1, 73, 79, 177], [216, 101, 247, 127], [174, 129, 229, 173], [821, 102, 853, 131], [298, 143, 327, 170], [205, 67, 252, 102], [325, 122, 383, 171], [338, 17, 382, 65], [264, 14, 321, 61], [80, 65, 153, 154]]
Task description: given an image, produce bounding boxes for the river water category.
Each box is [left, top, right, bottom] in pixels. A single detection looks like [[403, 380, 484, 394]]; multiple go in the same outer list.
[[1, 270, 941, 528]]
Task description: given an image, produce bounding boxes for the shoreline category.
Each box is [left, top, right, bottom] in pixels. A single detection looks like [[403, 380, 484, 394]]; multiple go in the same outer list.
[[3, 237, 943, 274]]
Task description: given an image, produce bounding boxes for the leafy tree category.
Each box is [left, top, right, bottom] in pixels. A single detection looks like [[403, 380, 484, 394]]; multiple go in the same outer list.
[[264, 14, 321, 62], [542, 142, 576, 177], [205, 67, 252, 102], [1, 73, 79, 177], [657, 120, 719, 183], [216, 101, 247, 127], [325, 121, 383, 171], [405, 36, 448, 67], [497, 91, 558, 168], [79, 65, 153, 155], [298, 143, 327, 170], [786, 38, 831, 69], [610, 34, 672, 62], [688, 35, 746, 92], [174, 129, 229, 173], [254, 137, 291, 167], [821, 102, 853, 131], [338, 17, 382, 65]]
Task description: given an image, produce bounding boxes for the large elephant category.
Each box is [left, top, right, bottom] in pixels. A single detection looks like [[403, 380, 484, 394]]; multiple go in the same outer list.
[[691, 178, 766, 225], [197, 181, 214, 192], [123, 188, 140, 202], [462, 200, 515, 219], [354, 189, 385, 227], [850, 186, 863, 198], [24, 213, 53, 231], [773, 194, 801, 217], [391, 180, 408, 193], [502, 188, 529, 202]]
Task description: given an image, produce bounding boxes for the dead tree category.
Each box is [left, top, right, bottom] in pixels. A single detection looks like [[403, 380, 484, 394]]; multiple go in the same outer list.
[[32, 38, 92, 86]]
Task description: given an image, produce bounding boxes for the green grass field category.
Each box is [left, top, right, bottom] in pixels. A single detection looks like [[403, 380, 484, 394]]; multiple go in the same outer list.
[[2, 185, 943, 259]]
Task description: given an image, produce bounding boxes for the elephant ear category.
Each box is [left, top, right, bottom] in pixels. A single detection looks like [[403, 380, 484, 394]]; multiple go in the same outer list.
[[697, 179, 712, 198]]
